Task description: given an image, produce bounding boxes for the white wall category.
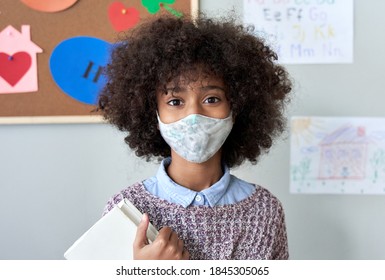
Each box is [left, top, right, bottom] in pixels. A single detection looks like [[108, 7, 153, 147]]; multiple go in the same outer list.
[[1, 0, 384, 259]]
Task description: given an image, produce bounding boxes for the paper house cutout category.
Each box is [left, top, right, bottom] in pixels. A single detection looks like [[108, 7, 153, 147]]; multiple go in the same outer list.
[[0, 25, 43, 94]]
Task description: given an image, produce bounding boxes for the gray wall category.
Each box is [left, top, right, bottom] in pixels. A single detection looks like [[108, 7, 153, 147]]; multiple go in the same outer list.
[[1, 0, 384, 259]]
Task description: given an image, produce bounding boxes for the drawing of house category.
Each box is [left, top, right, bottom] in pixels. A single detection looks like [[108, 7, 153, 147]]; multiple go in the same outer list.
[[318, 124, 369, 180], [0, 25, 43, 94]]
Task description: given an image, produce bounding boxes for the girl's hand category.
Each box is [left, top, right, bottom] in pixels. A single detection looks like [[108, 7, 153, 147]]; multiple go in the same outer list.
[[133, 213, 189, 260]]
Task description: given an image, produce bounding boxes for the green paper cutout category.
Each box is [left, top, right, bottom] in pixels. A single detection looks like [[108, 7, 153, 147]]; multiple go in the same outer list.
[[163, 4, 182, 17], [141, 0, 182, 17]]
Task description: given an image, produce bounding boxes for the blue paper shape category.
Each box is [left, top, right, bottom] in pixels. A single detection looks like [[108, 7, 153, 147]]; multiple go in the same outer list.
[[50, 36, 111, 105]]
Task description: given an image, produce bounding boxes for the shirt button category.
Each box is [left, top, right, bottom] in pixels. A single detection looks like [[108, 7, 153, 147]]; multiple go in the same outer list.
[[195, 195, 202, 202]]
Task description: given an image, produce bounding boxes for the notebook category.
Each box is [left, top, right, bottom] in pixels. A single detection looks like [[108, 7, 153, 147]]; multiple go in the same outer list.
[[64, 199, 158, 260]]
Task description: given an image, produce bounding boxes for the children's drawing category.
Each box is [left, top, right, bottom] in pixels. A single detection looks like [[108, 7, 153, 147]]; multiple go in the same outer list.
[[290, 117, 385, 194], [0, 25, 42, 94]]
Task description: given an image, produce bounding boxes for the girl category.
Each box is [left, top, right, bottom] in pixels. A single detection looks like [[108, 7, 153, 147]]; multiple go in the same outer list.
[[98, 13, 292, 260]]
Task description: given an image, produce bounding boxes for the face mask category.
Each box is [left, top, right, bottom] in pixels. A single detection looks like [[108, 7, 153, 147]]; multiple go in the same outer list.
[[157, 113, 233, 163]]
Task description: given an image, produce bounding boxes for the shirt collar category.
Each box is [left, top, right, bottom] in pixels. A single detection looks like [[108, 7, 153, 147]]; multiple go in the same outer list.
[[156, 157, 231, 207]]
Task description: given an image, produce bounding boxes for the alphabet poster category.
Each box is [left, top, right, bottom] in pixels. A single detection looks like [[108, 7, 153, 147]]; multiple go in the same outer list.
[[243, 0, 353, 64], [290, 117, 385, 194]]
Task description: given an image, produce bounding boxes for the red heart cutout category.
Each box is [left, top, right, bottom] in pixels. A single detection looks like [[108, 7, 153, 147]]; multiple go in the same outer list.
[[0, 52, 32, 87], [108, 2, 140, 31]]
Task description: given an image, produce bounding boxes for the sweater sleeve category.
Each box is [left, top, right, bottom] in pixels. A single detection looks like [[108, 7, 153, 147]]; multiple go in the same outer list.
[[102, 192, 125, 217], [271, 201, 289, 260]]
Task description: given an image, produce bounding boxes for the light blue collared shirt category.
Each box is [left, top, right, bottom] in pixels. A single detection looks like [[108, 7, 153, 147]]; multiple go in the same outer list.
[[142, 157, 255, 208]]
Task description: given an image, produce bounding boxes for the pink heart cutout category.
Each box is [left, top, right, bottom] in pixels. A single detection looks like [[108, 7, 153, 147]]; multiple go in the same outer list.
[[108, 2, 140, 31], [0, 52, 32, 87]]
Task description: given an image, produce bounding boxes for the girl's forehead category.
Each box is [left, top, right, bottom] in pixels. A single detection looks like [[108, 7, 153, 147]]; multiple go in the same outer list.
[[166, 69, 224, 87]]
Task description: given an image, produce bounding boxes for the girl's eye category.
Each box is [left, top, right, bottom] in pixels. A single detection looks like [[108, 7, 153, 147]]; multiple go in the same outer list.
[[204, 97, 220, 104], [167, 99, 182, 106]]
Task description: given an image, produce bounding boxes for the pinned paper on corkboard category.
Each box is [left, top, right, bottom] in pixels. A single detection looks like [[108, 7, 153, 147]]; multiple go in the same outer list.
[[20, 0, 79, 13], [0, 0, 199, 124], [50, 36, 111, 105], [0, 25, 42, 94]]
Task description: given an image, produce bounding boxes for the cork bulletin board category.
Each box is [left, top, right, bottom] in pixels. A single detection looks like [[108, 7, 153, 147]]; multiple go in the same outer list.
[[0, 0, 198, 124]]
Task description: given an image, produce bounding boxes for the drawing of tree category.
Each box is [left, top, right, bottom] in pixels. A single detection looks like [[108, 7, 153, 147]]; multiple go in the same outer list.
[[369, 149, 385, 183], [291, 157, 311, 184]]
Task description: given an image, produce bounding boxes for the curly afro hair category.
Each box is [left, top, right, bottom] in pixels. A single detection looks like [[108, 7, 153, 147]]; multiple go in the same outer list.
[[98, 13, 292, 168]]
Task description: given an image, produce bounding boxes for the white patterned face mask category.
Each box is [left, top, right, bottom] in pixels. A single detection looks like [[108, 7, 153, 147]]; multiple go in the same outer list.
[[157, 113, 233, 163]]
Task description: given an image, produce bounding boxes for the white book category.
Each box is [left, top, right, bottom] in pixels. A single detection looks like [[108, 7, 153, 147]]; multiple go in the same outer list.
[[64, 199, 158, 260]]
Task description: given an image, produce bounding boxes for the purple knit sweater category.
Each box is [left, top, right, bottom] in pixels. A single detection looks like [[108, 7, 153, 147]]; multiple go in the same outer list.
[[103, 182, 289, 260]]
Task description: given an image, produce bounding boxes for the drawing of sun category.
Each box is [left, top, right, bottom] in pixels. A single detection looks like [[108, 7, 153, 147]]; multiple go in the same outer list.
[[291, 117, 324, 146]]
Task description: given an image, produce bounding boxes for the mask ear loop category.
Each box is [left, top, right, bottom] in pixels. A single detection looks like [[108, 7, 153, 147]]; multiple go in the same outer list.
[[156, 111, 169, 124], [156, 111, 161, 129], [230, 111, 235, 124]]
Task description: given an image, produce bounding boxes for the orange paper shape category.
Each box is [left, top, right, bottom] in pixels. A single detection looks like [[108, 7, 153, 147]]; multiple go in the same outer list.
[[0, 25, 43, 94], [20, 0, 78, 13]]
